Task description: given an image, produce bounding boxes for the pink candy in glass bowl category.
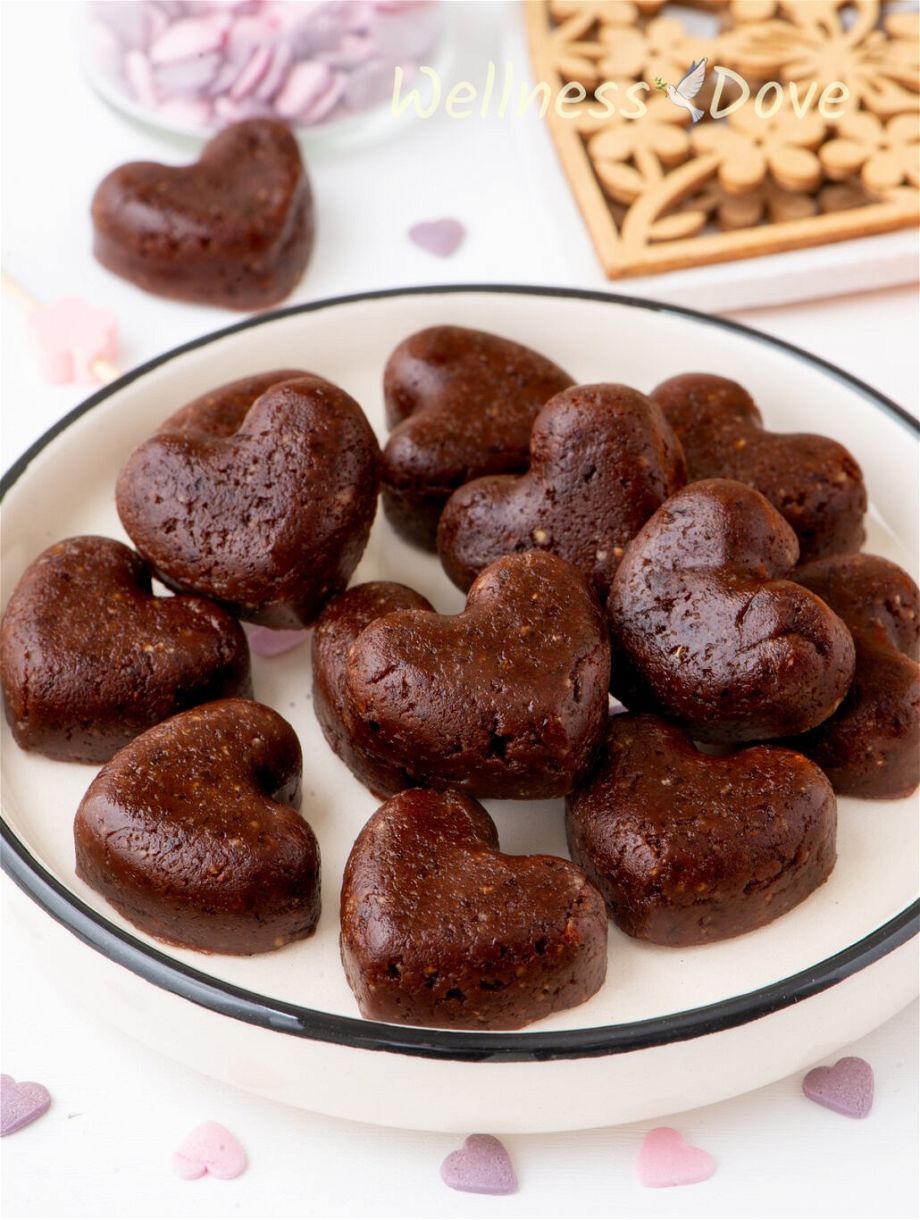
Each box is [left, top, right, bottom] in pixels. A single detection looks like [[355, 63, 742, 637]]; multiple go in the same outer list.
[[81, 1, 445, 144]]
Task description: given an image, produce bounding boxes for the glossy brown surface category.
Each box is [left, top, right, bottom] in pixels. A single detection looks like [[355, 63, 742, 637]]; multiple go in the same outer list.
[[0, 536, 251, 763], [345, 552, 611, 800], [566, 714, 837, 946], [74, 699, 320, 955], [652, 373, 866, 562], [340, 789, 608, 1029], [92, 120, 313, 310], [382, 326, 574, 549], [116, 374, 381, 628], [607, 479, 856, 743], [788, 554, 920, 798], [437, 383, 686, 598], [312, 581, 434, 797]]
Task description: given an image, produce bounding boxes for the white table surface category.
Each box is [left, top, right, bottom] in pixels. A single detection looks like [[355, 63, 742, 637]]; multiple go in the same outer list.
[[1, 3, 918, 1218]]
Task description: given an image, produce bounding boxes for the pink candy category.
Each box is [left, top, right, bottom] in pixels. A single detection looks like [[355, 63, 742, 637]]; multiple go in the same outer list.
[[440, 1135, 518, 1196], [172, 1122, 247, 1180], [637, 1127, 716, 1189], [86, 0, 443, 131], [29, 298, 119, 385]]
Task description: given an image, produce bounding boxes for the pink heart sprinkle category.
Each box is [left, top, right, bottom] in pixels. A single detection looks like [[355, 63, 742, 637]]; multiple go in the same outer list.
[[245, 624, 310, 658], [440, 1134, 518, 1195], [408, 219, 465, 258], [1, 1074, 51, 1137], [802, 1056, 874, 1119], [637, 1127, 715, 1188], [29, 297, 119, 385], [172, 1121, 247, 1180]]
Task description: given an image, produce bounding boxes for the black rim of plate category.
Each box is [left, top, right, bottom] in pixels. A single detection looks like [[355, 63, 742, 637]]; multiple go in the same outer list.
[[2, 283, 918, 1064]]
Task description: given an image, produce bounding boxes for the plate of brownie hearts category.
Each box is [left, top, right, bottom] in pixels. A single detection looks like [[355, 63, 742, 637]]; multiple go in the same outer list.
[[2, 285, 917, 1132]]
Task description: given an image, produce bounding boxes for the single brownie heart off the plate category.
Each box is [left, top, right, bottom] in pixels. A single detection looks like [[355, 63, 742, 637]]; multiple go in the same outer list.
[[0, 536, 251, 763], [74, 699, 320, 955], [312, 581, 434, 797], [607, 479, 856, 744], [340, 789, 608, 1029], [381, 326, 574, 549], [343, 551, 610, 800], [652, 373, 867, 562], [788, 553, 920, 799], [92, 119, 314, 310], [566, 714, 837, 946], [116, 374, 381, 628], [437, 383, 686, 598]]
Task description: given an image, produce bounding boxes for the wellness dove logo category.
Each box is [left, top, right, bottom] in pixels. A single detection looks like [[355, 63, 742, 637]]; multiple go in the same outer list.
[[654, 58, 707, 124]]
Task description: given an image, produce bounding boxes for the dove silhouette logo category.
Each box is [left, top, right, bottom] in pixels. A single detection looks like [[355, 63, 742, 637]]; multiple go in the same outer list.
[[655, 60, 707, 124]]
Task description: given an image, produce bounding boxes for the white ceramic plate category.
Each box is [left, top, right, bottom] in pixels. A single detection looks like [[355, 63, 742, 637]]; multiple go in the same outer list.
[[2, 286, 918, 1132]]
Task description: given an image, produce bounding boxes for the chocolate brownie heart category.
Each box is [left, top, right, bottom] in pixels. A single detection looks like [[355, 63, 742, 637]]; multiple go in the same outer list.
[[92, 119, 314, 310], [606, 479, 856, 743], [116, 374, 381, 628], [787, 553, 919, 798], [74, 699, 320, 955], [312, 581, 434, 797], [437, 383, 686, 598], [340, 788, 608, 1029], [382, 326, 574, 549], [0, 536, 251, 763], [566, 713, 837, 946], [652, 373, 866, 562], [344, 551, 611, 799]]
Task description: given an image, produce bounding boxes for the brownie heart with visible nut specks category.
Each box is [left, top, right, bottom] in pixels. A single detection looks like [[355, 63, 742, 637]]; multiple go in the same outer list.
[[566, 713, 837, 946], [607, 479, 856, 743], [92, 119, 313, 310], [340, 788, 608, 1029], [116, 373, 381, 628], [343, 551, 611, 800], [652, 373, 866, 562], [382, 326, 574, 549], [787, 553, 919, 798], [0, 535, 251, 763], [438, 383, 685, 598], [74, 699, 319, 955]]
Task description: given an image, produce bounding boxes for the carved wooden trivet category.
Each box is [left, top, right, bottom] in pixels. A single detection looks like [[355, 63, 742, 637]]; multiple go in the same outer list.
[[525, 0, 919, 277]]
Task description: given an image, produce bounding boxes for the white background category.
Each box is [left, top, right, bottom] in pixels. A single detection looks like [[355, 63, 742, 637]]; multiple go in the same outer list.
[[1, 3, 918, 1218]]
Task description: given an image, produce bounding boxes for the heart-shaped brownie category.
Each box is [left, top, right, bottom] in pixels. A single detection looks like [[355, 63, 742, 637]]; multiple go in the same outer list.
[[74, 699, 320, 955], [651, 373, 866, 562], [437, 383, 686, 597], [116, 373, 381, 628], [382, 326, 574, 549], [92, 119, 313, 310], [340, 788, 608, 1028], [312, 581, 434, 797], [566, 713, 837, 946], [0, 536, 251, 763], [787, 553, 919, 798], [344, 551, 610, 799], [607, 479, 855, 743]]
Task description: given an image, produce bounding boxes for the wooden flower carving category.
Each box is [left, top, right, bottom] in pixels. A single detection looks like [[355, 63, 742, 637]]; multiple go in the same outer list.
[[820, 112, 920, 194], [526, 0, 920, 278]]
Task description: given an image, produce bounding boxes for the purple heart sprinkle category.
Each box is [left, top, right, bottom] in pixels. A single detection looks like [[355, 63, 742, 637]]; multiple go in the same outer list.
[[245, 624, 310, 658], [802, 1056, 874, 1119], [440, 1134, 517, 1195], [408, 218, 465, 258], [1, 1074, 52, 1137]]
